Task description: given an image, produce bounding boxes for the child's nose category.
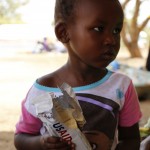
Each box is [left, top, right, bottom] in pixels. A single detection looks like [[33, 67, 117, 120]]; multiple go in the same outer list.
[[103, 33, 116, 46]]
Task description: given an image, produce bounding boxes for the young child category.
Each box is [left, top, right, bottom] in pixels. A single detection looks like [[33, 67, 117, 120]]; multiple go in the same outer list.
[[14, 0, 142, 149]]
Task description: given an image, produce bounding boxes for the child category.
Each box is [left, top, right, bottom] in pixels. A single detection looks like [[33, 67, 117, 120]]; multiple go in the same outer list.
[[14, 0, 142, 149]]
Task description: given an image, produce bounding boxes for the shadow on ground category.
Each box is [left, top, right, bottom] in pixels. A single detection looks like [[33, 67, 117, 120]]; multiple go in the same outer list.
[[0, 131, 16, 150]]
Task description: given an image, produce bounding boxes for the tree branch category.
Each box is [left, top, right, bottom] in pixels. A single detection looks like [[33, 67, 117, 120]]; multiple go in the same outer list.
[[121, 0, 131, 9], [133, 0, 141, 21], [139, 16, 150, 32]]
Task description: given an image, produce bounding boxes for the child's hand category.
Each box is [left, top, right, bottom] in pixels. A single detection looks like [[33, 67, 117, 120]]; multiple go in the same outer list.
[[83, 131, 110, 150], [40, 134, 75, 150]]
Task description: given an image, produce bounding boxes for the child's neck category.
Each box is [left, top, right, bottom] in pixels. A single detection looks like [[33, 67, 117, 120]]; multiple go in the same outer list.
[[56, 64, 108, 87]]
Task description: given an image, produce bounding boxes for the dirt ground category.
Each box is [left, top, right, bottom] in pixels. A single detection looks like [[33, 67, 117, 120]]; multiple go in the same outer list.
[[0, 51, 150, 150]]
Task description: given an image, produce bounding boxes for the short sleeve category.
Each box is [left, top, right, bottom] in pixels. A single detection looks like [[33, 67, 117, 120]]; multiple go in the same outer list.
[[15, 99, 42, 134], [118, 81, 142, 127]]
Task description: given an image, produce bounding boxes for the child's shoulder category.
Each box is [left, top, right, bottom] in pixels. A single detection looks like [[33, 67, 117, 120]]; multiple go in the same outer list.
[[109, 70, 132, 85], [37, 67, 65, 88], [111, 70, 131, 80], [37, 72, 58, 88]]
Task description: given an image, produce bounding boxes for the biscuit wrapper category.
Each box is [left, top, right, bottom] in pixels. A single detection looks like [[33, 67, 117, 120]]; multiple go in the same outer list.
[[31, 83, 92, 150]]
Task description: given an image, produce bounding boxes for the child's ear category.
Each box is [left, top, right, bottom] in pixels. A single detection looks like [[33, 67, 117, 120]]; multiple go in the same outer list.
[[55, 22, 70, 43]]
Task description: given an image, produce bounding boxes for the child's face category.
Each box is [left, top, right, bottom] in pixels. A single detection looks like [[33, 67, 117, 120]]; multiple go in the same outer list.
[[67, 0, 124, 68]]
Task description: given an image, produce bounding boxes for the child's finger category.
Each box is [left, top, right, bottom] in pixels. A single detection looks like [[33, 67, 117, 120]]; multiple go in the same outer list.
[[46, 136, 61, 143], [40, 135, 60, 149], [45, 141, 75, 149]]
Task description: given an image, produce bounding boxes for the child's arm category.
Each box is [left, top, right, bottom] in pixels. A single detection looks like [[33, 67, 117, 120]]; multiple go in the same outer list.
[[115, 123, 140, 150], [14, 133, 75, 150]]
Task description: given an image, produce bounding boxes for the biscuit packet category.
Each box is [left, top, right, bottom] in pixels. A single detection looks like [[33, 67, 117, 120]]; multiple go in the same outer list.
[[31, 83, 92, 150]]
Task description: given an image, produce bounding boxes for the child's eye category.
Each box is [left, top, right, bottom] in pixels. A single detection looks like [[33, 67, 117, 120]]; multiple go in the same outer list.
[[94, 26, 104, 32], [113, 28, 122, 34]]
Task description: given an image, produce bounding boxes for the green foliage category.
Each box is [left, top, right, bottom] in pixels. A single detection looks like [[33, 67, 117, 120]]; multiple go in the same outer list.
[[0, 0, 29, 24]]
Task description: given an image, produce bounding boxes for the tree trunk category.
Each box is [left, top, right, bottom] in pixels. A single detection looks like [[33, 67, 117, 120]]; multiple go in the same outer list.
[[120, 0, 150, 58], [126, 42, 142, 58]]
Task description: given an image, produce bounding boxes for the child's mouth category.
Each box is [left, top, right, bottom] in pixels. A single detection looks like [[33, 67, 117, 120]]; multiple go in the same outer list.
[[103, 50, 116, 60]]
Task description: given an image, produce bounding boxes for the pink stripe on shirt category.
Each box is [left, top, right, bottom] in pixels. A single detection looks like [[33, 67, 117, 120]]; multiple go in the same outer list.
[[15, 99, 42, 134], [119, 81, 142, 127]]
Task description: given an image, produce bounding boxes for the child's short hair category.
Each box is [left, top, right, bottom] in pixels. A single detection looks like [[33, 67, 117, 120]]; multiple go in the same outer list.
[[54, 0, 78, 23], [54, 0, 122, 24]]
